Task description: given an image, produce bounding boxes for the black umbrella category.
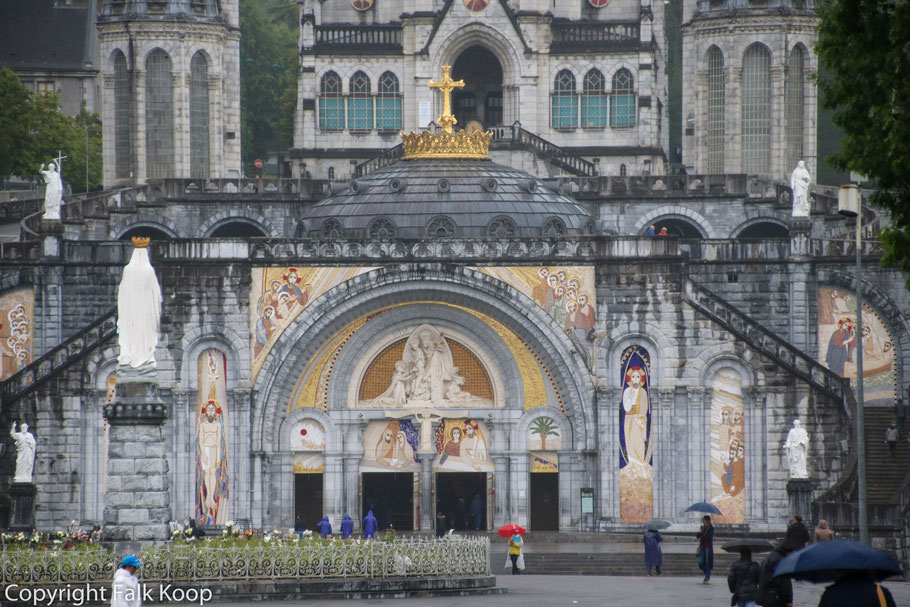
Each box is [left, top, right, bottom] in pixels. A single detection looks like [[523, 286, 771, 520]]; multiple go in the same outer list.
[[721, 538, 775, 553], [773, 540, 903, 583], [645, 518, 671, 531]]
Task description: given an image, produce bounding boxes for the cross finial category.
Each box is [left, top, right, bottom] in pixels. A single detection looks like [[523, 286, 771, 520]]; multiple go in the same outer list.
[[428, 65, 465, 133]]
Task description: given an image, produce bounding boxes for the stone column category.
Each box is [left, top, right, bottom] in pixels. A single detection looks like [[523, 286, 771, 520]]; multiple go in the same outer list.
[[655, 387, 676, 520], [492, 454, 508, 528], [419, 451, 434, 532], [103, 381, 171, 550], [343, 455, 360, 530], [687, 386, 708, 509]]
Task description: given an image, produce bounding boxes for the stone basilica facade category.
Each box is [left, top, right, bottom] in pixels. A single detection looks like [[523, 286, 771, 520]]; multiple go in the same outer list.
[[1, 0, 908, 559]]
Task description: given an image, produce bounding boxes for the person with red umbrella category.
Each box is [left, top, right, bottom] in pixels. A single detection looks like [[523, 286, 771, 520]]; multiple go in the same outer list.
[[498, 524, 526, 575]]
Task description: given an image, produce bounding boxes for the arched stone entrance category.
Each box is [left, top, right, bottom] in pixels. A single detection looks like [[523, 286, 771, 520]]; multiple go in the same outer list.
[[451, 45, 503, 128]]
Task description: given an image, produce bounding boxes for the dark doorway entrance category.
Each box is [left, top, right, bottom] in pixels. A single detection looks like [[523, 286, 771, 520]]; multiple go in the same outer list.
[[294, 473, 323, 531], [451, 46, 503, 128], [361, 472, 414, 531], [530, 473, 559, 530], [436, 472, 486, 531]]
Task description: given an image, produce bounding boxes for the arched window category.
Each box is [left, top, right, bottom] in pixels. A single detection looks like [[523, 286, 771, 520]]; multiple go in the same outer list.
[[706, 46, 725, 174], [348, 71, 372, 131], [610, 69, 636, 128], [145, 49, 174, 178], [551, 69, 577, 129], [376, 72, 401, 131], [426, 216, 456, 238], [786, 45, 806, 172], [581, 69, 607, 128], [741, 44, 771, 174], [113, 51, 131, 179], [487, 216, 517, 238], [190, 52, 210, 179], [541, 217, 566, 238], [318, 71, 344, 130], [322, 218, 345, 238], [368, 218, 396, 240], [619, 163, 627, 176]]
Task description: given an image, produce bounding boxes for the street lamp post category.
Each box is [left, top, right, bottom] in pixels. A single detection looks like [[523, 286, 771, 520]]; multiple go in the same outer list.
[[838, 183, 867, 544]]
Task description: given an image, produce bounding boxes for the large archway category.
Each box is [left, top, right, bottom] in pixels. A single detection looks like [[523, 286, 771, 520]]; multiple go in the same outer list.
[[451, 45, 503, 128]]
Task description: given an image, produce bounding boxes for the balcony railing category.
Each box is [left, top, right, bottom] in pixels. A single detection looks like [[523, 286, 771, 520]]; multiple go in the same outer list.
[[550, 20, 641, 53], [314, 24, 402, 53]]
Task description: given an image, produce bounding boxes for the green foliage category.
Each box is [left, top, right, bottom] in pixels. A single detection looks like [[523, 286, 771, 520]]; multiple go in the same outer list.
[[530, 417, 559, 438], [816, 0, 910, 288], [0, 68, 103, 192], [240, 0, 298, 175]]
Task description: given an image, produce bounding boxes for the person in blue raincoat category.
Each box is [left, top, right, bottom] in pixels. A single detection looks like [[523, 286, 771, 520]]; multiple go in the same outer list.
[[316, 515, 332, 538], [341, 514, 353, 539], [363, 510, 378, 539], [644, 528, 663, 576]]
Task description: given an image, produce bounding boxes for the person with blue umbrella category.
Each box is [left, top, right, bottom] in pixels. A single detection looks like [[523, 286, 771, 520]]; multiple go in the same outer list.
[[773, 540, 901, 606], [696, 515, 715, 584]]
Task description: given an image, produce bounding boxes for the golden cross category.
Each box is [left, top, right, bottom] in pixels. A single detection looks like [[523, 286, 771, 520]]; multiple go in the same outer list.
[[428, 64, 464, 133]]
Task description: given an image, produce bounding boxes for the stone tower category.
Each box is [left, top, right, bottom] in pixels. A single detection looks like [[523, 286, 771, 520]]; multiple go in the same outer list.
[[97, 0, 241, 186], [680, 0, 819, 180]]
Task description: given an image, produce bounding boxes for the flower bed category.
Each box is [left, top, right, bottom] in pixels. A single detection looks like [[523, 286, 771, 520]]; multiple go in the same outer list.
[[1, 528, 489, 585]]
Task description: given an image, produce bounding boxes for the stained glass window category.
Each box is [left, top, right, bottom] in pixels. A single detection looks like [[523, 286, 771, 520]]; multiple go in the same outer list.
[[551, 69, 577, 129], [113, 51, 131, 179], [318, 71, 344, 131], [741, 44, 771, 174], [706, 46, 725, 174], [376, 71, 401, 131], [190, 52, 210, 179], [581, 69, 607, 128], [610, 69, 636, 128], [146, 49, 174, 179], [348, 71, 373, 131]]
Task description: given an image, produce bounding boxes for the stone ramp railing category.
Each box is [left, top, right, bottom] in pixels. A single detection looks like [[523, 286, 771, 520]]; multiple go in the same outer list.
[[685, 278, 850, 403], [0, 308, 117, 407]]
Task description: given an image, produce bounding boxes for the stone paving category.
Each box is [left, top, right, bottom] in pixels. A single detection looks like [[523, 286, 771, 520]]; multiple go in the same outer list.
[[182, 574, 910, 607]]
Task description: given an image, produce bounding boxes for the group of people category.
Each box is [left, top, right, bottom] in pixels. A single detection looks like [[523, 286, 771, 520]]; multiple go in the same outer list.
[[294, 511, 380, 540], [436, 494, 485, 536], [644, 225, 669, 236]]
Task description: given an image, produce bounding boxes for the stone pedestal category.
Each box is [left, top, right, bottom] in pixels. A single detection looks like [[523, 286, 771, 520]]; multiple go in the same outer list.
[[103, 380, 171, 550], [786, 478, 813, 522], [8, 483, 37, 531]]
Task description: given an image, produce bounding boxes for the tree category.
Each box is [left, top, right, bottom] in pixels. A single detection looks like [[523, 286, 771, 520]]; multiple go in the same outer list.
[[816, 1, 910, 288], [530, 418, 559, 450], [239, 0, 298, 175], [0, 68, 103, 192]]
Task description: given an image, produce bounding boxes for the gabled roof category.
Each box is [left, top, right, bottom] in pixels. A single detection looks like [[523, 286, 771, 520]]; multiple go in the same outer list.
[[415, 0, 532, 55], [0, 0, 95, 73]]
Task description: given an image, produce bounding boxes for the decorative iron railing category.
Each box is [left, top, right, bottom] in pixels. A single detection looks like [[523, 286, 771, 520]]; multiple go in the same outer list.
[[685, 279, 846, 400], [550, 20, 641, 53], [0, 308, 117, 406], [354, 144, 404, 178], [0, 538, 490, 585], [489, 124, 597, 177], [314, 24, 402, 52]]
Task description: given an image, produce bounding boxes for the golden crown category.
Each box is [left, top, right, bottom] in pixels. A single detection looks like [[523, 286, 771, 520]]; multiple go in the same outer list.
[[131, 236, 151, 248], [401, 65, 491, 160]]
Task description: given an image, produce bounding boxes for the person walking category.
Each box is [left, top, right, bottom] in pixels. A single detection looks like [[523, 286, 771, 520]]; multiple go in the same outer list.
[[785, 514, 810, 550], [316, 515, 332, 538], [727, 547, 761, 607], [817, 571, 897, 607], [757, 540, 794, 607], [813, 519, 835, 542], [507, 530, 524, 575], [696, 515, 714, 584], [885, 419, 899, 458], [363, 509, 378, 539], [340, 514, 353, 539], [111, 555, 142, 607], [644, 528, 663, 576]]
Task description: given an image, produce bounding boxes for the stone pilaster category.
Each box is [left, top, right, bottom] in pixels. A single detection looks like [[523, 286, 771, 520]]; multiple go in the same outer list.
[[419, 451, 434, 532], [103, 380, 171, 550]]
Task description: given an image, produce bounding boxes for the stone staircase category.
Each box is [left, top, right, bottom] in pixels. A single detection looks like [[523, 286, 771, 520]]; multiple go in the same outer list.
[[864, 408, 910, 504], [520, 551, 738, 576]]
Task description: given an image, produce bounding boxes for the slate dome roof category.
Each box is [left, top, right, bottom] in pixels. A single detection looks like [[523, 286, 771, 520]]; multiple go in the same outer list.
[[301, 159, 595, 240]]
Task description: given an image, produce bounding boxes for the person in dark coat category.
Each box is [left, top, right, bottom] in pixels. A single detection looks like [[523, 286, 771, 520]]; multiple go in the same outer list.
[[362, 510, 378, 539], [316, 515, 332, 538], [643, 528, 663, 576], [696, 515, 715, 584], [785, 514, 811, 550], [817, 571, 896, 607], [436, 511, 447, 538], [294, 514, 307, 539], [340, 514, 353, 539], [727, 547, 761, 607], [757, 540, 794, 607], [469, 494, 484, 530]]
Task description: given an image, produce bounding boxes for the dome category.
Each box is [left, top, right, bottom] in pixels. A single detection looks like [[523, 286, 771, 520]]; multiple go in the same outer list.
[[302, 159, 595, 240]]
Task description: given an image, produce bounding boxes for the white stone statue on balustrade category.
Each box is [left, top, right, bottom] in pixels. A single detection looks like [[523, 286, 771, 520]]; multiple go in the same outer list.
[[117, 237, 162, 377], [40, 162, 63, 220], [783, 419, 809, 478], [10, 421, 36, 483], [790, 160, 811, 217]]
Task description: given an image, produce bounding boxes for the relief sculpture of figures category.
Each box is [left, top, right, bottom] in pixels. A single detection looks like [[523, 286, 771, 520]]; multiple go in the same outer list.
[[790, 160, 811, 217], [11, 421, 36, 483], [369, 325, 492, 408], [40, 162, 63, 220], [783, 419, 809, 478]]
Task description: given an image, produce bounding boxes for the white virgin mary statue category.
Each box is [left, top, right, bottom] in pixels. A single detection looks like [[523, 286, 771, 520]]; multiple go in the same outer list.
[[40, 162, 63, 220], [117, 237, 162, 370]]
